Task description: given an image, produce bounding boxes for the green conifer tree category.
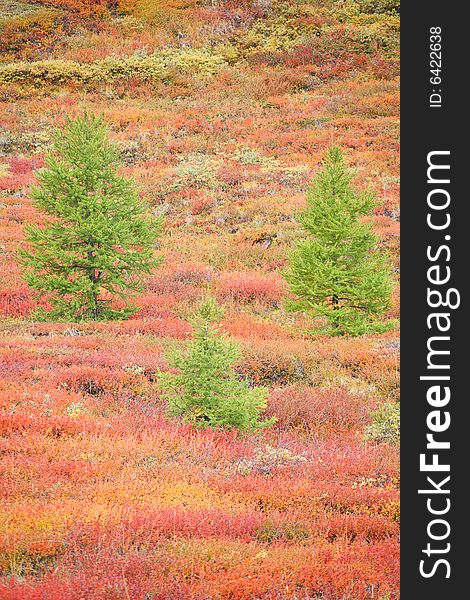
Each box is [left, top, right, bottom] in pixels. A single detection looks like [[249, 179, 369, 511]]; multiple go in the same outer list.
[[20, 113, 162, 321], [284, 146, 392, 335], [159, 298, 274, 431]]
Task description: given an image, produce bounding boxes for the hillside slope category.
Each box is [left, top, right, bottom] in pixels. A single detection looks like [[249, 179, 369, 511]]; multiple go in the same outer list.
[[0, 2, 399, 598]]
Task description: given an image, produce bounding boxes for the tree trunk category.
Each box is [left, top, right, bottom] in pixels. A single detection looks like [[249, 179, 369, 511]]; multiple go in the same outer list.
[[87, 247, 100, 320]]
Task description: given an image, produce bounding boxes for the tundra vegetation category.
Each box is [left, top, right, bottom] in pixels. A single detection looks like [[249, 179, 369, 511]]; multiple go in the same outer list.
[[0, 1, 400, 598]]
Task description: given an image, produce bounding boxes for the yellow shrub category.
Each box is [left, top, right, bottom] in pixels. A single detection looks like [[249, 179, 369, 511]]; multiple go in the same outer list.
[[0, 49, 227, 87]]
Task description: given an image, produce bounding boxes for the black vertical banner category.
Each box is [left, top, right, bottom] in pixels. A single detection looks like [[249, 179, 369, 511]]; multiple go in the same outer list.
[[401, 3, 468, 598]]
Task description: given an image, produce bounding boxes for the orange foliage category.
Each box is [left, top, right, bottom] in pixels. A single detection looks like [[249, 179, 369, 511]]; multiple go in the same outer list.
[[0, 1, 399, 596]]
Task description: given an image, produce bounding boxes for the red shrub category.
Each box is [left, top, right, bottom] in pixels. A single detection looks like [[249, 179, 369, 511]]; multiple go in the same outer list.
[[215, 271, 285, 305], [0, 174, 33, 193], [54, 365, 132, 395], [236, 339, 316, 386], [69, 508, 265, 546], [146, 265, 211, 297], [8, 157, 42, 175], [0, 412, 101, 437], [190, 197, 212, 215], [267, 386, 377, 433], [0, 287, 35, 318], [134, 292, 178, 318]]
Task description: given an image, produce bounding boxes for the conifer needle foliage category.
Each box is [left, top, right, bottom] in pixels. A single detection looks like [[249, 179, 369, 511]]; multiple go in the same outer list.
[[158, 298, 275, 431], [20, 113, 162, 321], [284, 146, 393, 336]]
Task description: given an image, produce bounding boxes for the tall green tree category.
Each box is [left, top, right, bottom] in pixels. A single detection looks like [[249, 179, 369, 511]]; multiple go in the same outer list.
[[284, 146, 392, 335], [159, 298, 274, 431], [20, 113, 162, 321]]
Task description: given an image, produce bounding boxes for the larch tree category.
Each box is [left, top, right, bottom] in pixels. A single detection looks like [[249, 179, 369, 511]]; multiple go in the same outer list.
[[158, 298, 275, 431], [20, 113, 162, 321], [283, 145, 392, 335]]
